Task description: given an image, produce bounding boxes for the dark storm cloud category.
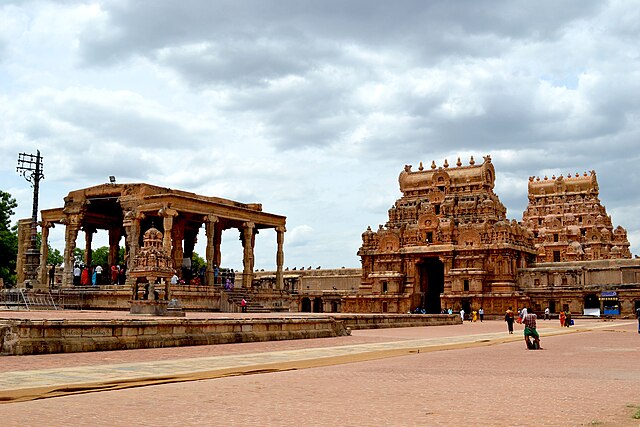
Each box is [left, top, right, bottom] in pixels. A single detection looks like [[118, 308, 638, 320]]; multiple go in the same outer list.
[[79, 0, 603, 68]]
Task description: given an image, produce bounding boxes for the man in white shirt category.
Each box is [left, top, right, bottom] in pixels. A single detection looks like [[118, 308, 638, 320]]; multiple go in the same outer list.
[[95, 265, 103, 285], [73, 265, 81, 286]]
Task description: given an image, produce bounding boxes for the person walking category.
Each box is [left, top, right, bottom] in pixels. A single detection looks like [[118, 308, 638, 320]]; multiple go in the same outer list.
[[241, 298, 247, 313], [559, 310, 566, 327], [565, 310, 572, 327], [460, 309, 465, 323], [544, 306, 550, 320], [636, 306, 640, 334], [479, 307, 484, 322], [505, 307, 515, 334], [472, 310, 478, 322]]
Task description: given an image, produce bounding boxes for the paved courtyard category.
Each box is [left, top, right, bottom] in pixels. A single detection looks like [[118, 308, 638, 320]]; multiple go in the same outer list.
[[0, 314, 638, 426]]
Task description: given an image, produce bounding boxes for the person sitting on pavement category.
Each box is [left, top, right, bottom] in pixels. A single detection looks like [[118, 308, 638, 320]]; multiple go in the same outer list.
[[523, 311, 542, 350]]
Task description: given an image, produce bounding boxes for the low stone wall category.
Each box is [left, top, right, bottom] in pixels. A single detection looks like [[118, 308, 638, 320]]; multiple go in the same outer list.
[[335, 314, 461, 330], [0, 317, 348, 356], [55, 285, 221, 311]]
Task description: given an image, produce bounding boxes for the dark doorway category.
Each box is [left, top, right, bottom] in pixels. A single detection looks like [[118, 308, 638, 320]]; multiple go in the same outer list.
[[418, 257, 444, 314], [313, 297, 323, 313], [331, 301, 339, 313], [461, 298, 472, 315], [301, 297, 311, 312], [584, 294, 599, 309]]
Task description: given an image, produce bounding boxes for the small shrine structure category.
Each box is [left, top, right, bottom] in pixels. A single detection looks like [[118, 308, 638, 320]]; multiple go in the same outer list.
[[129, 226, 177, 315]]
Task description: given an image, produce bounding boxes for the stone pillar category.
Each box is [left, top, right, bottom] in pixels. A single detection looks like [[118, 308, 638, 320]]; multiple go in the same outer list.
[[123, 211, 143, 286], [276, 226, 285, 290], [213, 221, 223, 267], [83, 226, 96, 267], [62, 215, 81, 287], [37, 221, 53, 288], [205, 215, 219, 286], [171, 218, 185, 273], [108, 226, 122, 267], [242, 221, 255, 288], [158, 206, 178, 254]]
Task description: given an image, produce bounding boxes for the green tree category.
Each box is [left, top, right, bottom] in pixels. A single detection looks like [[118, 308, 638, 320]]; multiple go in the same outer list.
[[92, 246, 109, 267], [191, 252, 206, 271], [0, 191, 18, 285], [35, 232, 64, 266], [81, 246, 125, 267], [48, 247, 64, 266]]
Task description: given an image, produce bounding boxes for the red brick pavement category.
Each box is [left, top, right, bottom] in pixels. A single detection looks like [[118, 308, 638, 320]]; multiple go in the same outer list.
[[0, 316, 638, 426]]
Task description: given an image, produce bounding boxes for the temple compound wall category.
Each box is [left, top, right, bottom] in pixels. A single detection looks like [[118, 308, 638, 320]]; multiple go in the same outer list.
[[26, 183, 286, 303], [344, 155, 640, 316]]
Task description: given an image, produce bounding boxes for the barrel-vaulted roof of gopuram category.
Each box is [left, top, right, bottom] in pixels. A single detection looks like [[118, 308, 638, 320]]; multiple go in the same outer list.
[[398, 155, 495, 196], [527, 170, 599, 197]]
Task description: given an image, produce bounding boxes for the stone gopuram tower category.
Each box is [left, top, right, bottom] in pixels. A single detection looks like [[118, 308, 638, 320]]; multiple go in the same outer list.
[[345, 155, 537, 315], [522, 171, 631, 262]]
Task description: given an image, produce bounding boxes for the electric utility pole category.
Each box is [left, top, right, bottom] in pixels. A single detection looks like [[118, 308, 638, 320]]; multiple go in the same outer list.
[[16, 150, 44, 286]]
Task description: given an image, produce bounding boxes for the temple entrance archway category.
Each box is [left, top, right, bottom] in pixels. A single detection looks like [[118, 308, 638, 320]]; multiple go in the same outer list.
[[418, 257, 444, 314], [301, 297, 311, 312]]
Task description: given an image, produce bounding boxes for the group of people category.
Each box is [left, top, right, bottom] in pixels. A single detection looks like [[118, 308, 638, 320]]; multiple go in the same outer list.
[[73, 264, 126, 286], [559, 309, 573, 327], [457, 307, 485, 323]]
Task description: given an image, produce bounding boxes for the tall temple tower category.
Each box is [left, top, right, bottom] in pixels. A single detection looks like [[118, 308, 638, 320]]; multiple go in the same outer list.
[[347, 155, 537, 314], [522, 171, 631, 262]]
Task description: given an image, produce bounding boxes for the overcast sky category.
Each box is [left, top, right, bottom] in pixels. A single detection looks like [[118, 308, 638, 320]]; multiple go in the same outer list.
[[1, 0, 639, 270]]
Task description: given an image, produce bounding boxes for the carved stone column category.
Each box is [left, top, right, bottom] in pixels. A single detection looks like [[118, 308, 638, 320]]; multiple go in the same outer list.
[[123, 211, 143, 286], [213, 221, 223, 267], [276, 226, 286, 290], [171, 218, 185, 273], [158, 206, 178, 254], [242, 221, 255, 288], [108, 226, 122, 267], [205, 215, 219, 286], [62, 215, 81, 287], [38, 221, 53, 287], [83, 226, 96, 267]]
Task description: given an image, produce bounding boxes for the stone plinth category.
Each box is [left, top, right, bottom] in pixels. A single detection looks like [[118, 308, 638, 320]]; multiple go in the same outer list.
[[129, 300, 185, 317], [0, 316, 349, 356]]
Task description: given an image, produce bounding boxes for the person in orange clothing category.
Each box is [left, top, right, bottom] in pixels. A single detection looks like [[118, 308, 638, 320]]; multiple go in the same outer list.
[[559, 310, 566, 327], [80, 266, 91, 286]]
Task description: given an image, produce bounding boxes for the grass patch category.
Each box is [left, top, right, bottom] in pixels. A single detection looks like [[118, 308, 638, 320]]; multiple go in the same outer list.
[[627, 404, 640, 420]]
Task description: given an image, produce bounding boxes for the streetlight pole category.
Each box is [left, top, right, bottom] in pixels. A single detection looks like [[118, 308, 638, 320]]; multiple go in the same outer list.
[[16, 150, 44, 286]]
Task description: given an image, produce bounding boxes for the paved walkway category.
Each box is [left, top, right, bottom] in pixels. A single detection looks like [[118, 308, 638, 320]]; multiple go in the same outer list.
[[0, 317, 638, 426]]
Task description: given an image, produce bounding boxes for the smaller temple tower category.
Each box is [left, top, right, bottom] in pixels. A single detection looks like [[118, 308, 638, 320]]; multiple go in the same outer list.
[[522, 171, 631, 262]]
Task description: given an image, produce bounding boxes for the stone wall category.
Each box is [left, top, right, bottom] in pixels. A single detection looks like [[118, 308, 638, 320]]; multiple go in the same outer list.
[[0, 317, 349, 356]]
